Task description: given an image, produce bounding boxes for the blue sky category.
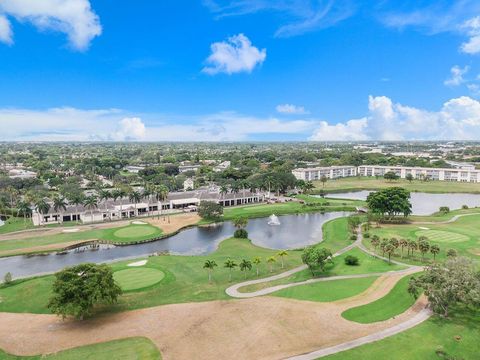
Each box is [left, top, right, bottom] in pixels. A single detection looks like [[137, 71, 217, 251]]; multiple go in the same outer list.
[[1, 0, 480, 141]]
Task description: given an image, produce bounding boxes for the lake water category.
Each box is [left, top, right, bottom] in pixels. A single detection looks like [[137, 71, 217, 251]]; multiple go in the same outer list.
[[325, 191, 480, 215], [0, 212, 349, 278]]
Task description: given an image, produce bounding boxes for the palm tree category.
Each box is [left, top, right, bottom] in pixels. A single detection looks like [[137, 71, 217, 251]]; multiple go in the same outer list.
[[16, 200, 32, 228], [253, 256, 261, 276], [320, 175, 328, 188], [142, 186, 153, 217], [430, 244, 440, 261], [418, 240, 430, 261], [203, 260, 217, 283], [370, 235, 380, 254], [98, 189, 111, 221], [384, 243, 396, 263], [129, 190, 142, 217], [408, 239, 418, 257], [266, 256, 276, 272], [154, 185, 169, 220], [239, 259, 252, 279], [399, 238, 408, 257], [84, 195, 98, 223], [231, 181, 240, 206], [34, 198, 50, 226], [53, 196, 67, 225], [112, 189, 126, 219], [277, 250, 288, 268], [71, 194, 85, 223], [224, 258, 237, 282], [239, 179, 249, 204], [219, 184, 229, 201]]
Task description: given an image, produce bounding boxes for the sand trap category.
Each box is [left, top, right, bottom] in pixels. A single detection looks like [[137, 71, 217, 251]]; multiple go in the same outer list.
[[132, 221, 147, 225], [418, 227, 429, 230], [127, 260, 147, 267], [62, 229, 80, 233]]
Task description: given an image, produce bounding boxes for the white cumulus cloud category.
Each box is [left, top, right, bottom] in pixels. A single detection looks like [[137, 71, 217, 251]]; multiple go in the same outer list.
[[110, 117, 146, 141], [444, 65, 470, 86], [310, 95, 480, 141], [202, 33, 266, 75], [461, 16, 480, 54], [0, 0, 102, 50], [276, 104, 309, 114]]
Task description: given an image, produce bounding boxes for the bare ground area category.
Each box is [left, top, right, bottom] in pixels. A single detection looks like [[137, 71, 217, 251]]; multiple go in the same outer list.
[[0, 241, 92, 257], [0, 274, 427, 360], [145, 213, 200, 234]]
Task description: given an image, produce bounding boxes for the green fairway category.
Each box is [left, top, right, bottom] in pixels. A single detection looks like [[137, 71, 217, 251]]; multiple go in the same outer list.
[[239, 247, 404, 293], [313, 176, 480, 194], [0, 237, 303, 314], [322, 308, 480, 360], [113, 268, 165, 291], [320, 217, 353, 253], [364, 213, 480, 264], [0, 337, 161, 359], [272, 276, 378, 302], [342, 274, 416, 323], [415, 229, 469, 243]]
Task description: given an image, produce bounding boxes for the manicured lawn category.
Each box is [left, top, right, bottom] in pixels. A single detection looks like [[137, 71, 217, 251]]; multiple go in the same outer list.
[[0, 337, 161, 359], [239, 248, 404, 293], [0, 238, 303, 314], [364, 213, 480, 265], [0, 217, 34, 234], [342, 274, 417, 323], [321, 217, 354, 253], [113, 268, 165, 291], [102, 224, 163, 243], [272, 276, 378, 302], [313, 176, 480, 194], [322, 308, 480, 360]]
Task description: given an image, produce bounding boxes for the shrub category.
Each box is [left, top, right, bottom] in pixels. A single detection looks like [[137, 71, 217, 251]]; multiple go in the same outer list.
[[234, 229, 248, 238], [198, 201, 223, 221], [446, 248, 457, 258], [363, 232, 370, 239], [462, 204, 469, 210], [3, 272, 12, 284], [439, 206, 450, 214], [350, 234, 357, 241], [344, 255, 359, 266]]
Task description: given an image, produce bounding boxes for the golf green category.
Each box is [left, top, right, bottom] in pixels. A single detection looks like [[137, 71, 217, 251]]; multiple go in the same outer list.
[[113, 268, 165, 291], [415, 229, 469, 243], [113, 225, 158, 239]]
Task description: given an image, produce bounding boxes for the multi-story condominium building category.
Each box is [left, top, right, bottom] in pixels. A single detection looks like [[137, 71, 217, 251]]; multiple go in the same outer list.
[[292, 166, 357, 181], [32, 188, 265, 226], [357, 165, 480, 183]]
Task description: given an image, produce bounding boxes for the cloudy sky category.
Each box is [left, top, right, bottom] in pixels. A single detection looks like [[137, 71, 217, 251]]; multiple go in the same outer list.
[[1, 0, 480, 141]]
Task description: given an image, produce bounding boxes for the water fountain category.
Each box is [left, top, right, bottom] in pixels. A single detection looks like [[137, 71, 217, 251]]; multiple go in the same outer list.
[[0, 219, 4, 227], [267, 214, 281, 226]]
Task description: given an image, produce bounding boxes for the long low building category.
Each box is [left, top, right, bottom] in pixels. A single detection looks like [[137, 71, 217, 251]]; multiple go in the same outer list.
[[292, 166, 357, 181], [292, 165, 480, 183], [32, 188, 265, 226], [357, 165, 480, 182]]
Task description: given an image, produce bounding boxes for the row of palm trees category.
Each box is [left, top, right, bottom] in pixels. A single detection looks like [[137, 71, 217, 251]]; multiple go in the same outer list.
[[370, 235, 441, 262], [19, 184, 171, 226], [203, 250, 289, 283]]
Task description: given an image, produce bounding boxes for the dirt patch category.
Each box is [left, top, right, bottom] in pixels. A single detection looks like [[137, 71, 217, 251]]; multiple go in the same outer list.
[[0, 241, 90, 257], [0, 273, 427, 360], [145, 213, 200, 234], [468, 248, 480, 256]]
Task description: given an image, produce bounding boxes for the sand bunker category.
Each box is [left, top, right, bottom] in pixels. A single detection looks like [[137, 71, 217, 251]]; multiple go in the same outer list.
[[418, 227, 429, 230], [62, 229, 80, 233], [132, 221, 147, 225], [127, 260, 148, 267]]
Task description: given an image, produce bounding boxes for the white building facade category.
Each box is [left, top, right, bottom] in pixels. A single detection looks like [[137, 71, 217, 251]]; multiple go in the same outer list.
[[292, 166, 357, 181]]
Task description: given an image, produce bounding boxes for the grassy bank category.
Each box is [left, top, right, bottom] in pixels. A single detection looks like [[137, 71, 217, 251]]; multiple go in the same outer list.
[[313, 177, 480, 194], [0, 237, 302, 314], [273, 276, 378, 302], [342, 274, 416, 323], [323, 308, 480, 360], [0, 337, 160, 359]]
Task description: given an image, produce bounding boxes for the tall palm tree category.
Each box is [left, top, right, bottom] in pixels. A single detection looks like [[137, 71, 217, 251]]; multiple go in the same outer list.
[[253, 256, 261, 276], [142, 186, 153, 217], [277, 250, 288, 268], [231, 181, 240, 206], [219, 184, 229, 201], [154, 185, 169, 220], [203, 260, 217, 283], [224, 258, 237, 282], [53, 196, 67, 225], [239, 259, 252, 279], [129, 190, 142, 217], [233, 217, 248, 229], [16, 200, 32, 228], [34, 198, 50, 226], [112, 189, 126, 219], [430, 244, 440, 261], [266, 256, 276, 273], [98, 189, 111, 221], [71, 193, 85, 223], [84, 195, 98, 223]]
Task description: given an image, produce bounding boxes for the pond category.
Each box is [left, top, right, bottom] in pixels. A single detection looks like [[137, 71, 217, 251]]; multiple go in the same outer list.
[[325, 191, 480, 215], [0, 212, 349, 278]]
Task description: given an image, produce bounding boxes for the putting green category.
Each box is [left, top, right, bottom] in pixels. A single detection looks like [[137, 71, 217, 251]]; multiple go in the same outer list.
[[113, 225, 158, 239], [415, 230, 469, 243], [113, 268, 165, 291]]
